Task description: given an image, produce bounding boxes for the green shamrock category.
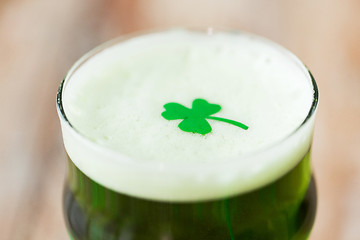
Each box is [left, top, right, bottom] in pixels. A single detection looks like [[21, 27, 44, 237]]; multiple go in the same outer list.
[[161, 98, 249, 135]]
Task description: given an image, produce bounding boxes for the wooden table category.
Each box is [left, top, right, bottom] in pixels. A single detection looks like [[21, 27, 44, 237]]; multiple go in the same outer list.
[[0, 0, 359, 239]]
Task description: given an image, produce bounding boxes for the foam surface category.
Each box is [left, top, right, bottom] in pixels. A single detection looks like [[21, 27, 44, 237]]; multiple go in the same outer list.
[[59, 29, 316, 201]]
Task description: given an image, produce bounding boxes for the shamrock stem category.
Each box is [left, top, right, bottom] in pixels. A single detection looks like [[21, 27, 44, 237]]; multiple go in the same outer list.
[[206, 116, 249, 130]]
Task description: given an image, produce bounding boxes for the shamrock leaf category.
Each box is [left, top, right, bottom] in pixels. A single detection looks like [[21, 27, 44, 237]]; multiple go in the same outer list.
[[192, 99, 221, 117], [162, 103, 192, 120], [178, 118, 212, 135], [161, 98, 249, 135]]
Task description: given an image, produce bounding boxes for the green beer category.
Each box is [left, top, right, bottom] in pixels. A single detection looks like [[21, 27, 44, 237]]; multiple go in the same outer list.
[[57, 29, 319, 240]]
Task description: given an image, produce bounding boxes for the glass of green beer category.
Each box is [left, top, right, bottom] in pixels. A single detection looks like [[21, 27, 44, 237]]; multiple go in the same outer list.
[[57, 28, 319, 240]]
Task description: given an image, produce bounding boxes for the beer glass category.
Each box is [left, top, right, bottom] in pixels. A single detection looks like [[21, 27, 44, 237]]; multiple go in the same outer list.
[[57, 29, 319, 240]]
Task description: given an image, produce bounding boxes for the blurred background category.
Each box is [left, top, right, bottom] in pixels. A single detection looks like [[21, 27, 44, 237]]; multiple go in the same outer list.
[[0, 0, 359, 239]]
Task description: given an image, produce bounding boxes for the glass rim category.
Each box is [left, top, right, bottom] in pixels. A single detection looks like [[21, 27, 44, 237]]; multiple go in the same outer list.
[[56, 27, 319, 169]]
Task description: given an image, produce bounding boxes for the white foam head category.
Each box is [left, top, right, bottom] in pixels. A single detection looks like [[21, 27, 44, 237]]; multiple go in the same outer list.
[[58, 29, 318, 202]]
